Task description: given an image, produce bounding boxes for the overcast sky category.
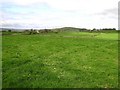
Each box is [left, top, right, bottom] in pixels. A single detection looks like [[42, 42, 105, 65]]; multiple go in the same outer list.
[[1, 0, 119, 29]]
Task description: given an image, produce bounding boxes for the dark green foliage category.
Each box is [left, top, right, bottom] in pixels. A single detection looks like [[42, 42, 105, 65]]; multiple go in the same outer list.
[[8, 30, 11, 32]]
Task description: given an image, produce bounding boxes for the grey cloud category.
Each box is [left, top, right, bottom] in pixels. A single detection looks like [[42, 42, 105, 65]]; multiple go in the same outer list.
[[1, 23, 43, 29], [96, 8, 118, 16], [2, 23, 23, 28], [95, 8, 118, 19], [105, 8, 118, 15]]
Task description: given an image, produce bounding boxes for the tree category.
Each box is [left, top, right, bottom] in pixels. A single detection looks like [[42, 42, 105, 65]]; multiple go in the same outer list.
[[8, 30, 11, 32]]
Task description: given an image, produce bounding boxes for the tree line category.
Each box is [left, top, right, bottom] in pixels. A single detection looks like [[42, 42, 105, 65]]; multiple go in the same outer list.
[[2, 27, 117, 35]]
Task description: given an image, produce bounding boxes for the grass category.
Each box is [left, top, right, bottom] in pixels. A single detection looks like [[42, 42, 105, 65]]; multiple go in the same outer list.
[[2, 32, 118, 88]]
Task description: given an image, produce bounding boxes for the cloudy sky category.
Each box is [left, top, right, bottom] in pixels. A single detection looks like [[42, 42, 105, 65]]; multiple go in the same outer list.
[[1, 0, 119, 29]]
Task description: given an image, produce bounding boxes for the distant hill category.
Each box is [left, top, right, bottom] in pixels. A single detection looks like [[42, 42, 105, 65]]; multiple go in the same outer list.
[[1, 27, 117, 32], [0, 28, 29, 32], [52, 27, 87, 32]]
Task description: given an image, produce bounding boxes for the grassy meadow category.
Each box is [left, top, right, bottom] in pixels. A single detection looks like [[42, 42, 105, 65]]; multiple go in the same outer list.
[[2, 31, 118, 88]]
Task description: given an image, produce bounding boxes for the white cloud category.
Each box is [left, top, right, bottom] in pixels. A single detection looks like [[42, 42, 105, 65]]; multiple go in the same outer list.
[[1, 0, 118, 10], [1, 0, 119, 29]]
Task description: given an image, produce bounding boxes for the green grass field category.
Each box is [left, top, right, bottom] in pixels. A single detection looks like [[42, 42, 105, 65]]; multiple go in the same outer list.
[[2, 32, 118, 88]]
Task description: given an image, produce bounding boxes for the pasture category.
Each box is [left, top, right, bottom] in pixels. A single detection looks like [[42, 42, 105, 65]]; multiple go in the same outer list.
[[2, 31, 118, 88]]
